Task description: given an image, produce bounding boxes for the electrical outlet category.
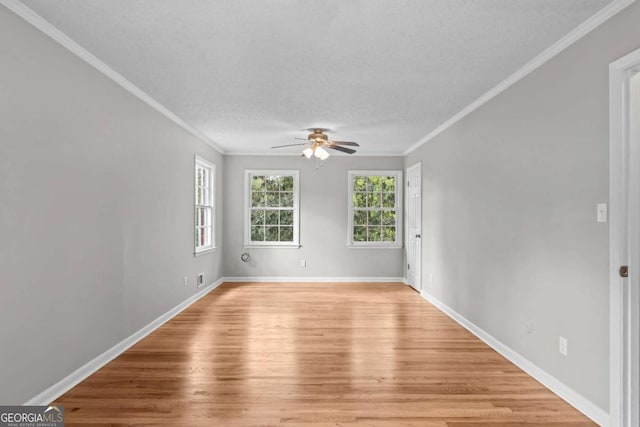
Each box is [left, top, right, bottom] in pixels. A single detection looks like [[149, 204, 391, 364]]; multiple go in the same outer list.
[[525, 321, 533, 334], [559, 336, 568, 356], [183, 276, 188, 287], [197, 273, 205, 288], [300, 259, 306, 267]]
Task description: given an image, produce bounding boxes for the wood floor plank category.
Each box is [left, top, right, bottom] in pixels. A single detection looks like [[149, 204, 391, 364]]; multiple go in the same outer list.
[[55, 282, 596, 426]]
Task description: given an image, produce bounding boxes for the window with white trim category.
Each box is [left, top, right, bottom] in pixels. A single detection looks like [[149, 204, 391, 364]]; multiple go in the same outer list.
[[348, 170, 402, 247], [195, 156, 215, 253], [244, 170, 299, 247]]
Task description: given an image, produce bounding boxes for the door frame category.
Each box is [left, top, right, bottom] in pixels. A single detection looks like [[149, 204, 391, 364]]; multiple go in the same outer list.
[[609, 47, 640, 427], [406, 162, 422, 291]]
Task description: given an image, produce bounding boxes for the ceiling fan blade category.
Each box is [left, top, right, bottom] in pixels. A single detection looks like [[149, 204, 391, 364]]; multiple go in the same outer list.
[[329, 140, 359, 147], [327, 145, 356, 154], [294, 137, 309, 141], [271, 143, 308, 149]]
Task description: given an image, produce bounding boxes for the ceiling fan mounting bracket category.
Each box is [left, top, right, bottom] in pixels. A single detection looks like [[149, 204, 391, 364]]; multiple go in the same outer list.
[[309, 129, 329, 143]]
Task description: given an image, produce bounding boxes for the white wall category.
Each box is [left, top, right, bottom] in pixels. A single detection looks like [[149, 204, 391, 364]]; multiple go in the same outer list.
[[405, 1, 640, 411], [223, 155, 404, 278], [0, 6, 223, 404], [3, 0, 637, 413]]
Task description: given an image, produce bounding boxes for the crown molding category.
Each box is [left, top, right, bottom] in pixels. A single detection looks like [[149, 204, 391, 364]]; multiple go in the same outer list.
[[225, 152, 311, 157], [4, 0, 633, 159], [403, 0, 637, 156], [0, 0, 225, 154], [224, 151, 403, 157]]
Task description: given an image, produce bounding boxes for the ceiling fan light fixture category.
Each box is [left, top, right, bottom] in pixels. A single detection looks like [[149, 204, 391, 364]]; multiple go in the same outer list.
[[302, 147, 314, 159], [271, 129, 358, 159], [314, 146, 330, 160]]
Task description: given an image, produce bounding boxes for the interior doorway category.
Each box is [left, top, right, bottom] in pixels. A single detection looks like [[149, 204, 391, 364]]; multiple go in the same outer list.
[[406, 163, 422, 292], [609, 48, 640, 427]]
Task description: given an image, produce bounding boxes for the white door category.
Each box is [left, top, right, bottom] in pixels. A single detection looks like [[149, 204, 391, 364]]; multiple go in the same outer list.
[[406, 163, 421, 291], [630, 70, 640, 427], [610, 49, 640, 427]]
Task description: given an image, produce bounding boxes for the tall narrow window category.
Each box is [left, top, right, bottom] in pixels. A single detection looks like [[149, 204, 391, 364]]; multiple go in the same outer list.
[[348, 170, 402, 247], [195, 156, 215, 254], [244, 170, 300, 247]]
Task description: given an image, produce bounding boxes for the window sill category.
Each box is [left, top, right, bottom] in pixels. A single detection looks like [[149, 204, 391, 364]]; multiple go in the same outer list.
[[194, 247, 217, 257], [347, 244, 402, 249], [243, 244, 301, 249]]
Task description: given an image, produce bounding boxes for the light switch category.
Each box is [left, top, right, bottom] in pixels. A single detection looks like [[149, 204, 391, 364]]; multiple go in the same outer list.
[[559, 336, 568, 356], [597, 203, 607, 223]]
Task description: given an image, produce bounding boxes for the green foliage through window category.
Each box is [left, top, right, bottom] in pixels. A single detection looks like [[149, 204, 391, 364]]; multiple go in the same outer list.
[[249, 174, 295, 243], [351, 174, 398, 244]]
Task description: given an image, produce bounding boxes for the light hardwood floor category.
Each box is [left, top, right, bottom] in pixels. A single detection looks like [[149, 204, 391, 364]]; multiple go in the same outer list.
[[55, 282, 596, 426]]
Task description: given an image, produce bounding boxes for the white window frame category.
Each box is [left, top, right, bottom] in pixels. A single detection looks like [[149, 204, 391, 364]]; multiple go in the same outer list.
[[194, 156, 215, 255], [244, 169, 300, 248], [347, 170, 403, 248]]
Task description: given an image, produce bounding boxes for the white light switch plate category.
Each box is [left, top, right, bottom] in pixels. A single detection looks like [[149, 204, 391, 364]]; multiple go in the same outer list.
[[597, 203, 607, 223], [559, 336, 568, 356]]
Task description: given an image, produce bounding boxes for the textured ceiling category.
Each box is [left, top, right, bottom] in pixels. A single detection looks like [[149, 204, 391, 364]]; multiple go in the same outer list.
[[21, 0, 612, 154]]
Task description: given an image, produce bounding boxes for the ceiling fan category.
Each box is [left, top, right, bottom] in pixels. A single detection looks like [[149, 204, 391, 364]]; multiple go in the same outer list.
[[271, 128, 359, 160]]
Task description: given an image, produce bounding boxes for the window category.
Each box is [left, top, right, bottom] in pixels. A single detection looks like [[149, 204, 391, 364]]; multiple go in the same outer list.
[[244, 170, 300, 247], [195, 156, 215, 254], [348, 170, 402, 247]]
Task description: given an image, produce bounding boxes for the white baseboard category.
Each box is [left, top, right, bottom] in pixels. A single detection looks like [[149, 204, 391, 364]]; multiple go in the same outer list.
[[32, 275, 596, 427], [24, 276, 402, 404], [419, 290, 609, 427], [24, 277, 225, 405], [222, 276, 405, 283]]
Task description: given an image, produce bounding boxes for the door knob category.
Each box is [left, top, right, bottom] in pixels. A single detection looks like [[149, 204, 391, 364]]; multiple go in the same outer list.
[[415, 234, 421, 238], [620, 265, 628, 278]]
